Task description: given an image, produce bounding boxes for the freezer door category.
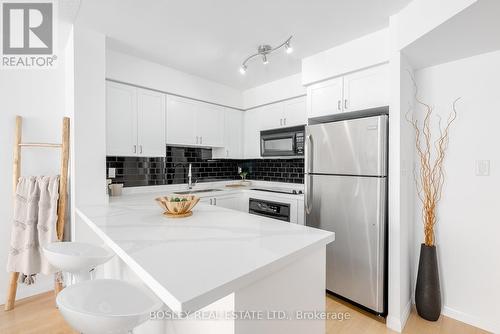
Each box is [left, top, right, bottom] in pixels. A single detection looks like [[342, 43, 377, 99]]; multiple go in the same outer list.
[[305, 174, 386, 313], [305, 115, 387, 176]]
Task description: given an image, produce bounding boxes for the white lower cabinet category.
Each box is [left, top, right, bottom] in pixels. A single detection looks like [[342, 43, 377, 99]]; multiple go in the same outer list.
[[203, 194, 245, 211]]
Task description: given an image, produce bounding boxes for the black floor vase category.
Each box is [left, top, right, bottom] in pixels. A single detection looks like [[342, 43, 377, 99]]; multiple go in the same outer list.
[[415, 244, 441, 321]]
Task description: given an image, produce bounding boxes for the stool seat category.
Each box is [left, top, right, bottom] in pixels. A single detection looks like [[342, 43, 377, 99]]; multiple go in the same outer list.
[[43, 242, 112, 273], [56, 279, 163, 334]]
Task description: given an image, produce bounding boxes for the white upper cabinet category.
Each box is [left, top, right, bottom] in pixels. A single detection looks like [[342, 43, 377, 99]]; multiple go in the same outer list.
[[166, 95, 225, 148], [106, 81, 165, 157], [282, 96, 307, 127], [213, 109, 244, 159], [259, 103, 285, 130], [307, 64, 389, 119], [243, 108, 262, 159], [307, 77, 344, 118], [106, 81, 137, 156], [166, 95, 197, 146], [196, 103, 225, 147], [137, 88, 166, 157], [343, 65, 389, 112]]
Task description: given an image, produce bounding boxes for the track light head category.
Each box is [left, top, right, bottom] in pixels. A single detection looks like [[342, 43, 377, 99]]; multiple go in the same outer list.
[[239, 64, 247, 74], [285, 41, 293, 54], [262, 54, 269, 65]]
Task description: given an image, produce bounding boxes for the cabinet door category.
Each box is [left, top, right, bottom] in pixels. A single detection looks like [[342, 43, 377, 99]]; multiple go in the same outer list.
[[343, 65, 389, 112], [137, 88, 166, 157], [106, 81, 137, 156], [243, 108, 262, 159], [166, 95, 197, 146], [213, 108, 243, 159], [282, 96, 307, 127], [307, 77, 343, 118], [213, 195, 242, 211], [196, 103, 225, 147], [259, 103, 284, 130]]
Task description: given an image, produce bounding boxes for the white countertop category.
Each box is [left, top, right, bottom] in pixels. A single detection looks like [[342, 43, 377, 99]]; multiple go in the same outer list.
[[76, 190, 334, 313]]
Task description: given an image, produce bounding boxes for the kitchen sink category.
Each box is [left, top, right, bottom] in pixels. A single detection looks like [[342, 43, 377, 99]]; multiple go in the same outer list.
[[174, 188, 223, 195]]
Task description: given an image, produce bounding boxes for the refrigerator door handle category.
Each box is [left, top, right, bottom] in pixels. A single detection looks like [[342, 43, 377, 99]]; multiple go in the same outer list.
[[305, 134, 313, 173], [305, 174, 313, 214], [305, 134, 313, 214]]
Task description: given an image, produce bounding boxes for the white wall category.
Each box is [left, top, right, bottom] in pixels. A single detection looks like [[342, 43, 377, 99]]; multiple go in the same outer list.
[[106, 50, 243, 109], [0, 24, 71, 302], [242, 73, 305, 109], [301, 28, 390, 86], [70, 25, 107, 240], [413, 50, 500, 333]]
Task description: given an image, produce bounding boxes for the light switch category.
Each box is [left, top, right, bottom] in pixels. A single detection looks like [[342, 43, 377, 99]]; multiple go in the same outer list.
[[475, 160, 490, 176], [108, 167, 116, 178]]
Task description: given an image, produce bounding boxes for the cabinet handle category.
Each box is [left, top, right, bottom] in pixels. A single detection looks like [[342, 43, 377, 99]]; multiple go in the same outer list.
[[337, 100, 341, 111], [280, 118, 283, 126], [214, 198, 216, 205], [226, 149, 229, 157], [344, 99, 348, 110], [284, 118, 286, 126], [139, 145, 143, 154], [133, 145, 137, 153]]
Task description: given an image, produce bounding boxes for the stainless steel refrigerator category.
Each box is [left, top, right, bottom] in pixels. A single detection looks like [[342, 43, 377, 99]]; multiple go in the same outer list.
[[305, 114, 387, 314]]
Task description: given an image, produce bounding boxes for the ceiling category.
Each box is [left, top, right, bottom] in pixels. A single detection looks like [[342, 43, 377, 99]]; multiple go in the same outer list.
[[77, 0, 411, 90]]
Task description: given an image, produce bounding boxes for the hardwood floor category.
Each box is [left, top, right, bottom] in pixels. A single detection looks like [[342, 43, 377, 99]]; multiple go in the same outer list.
[[0, 292, 489, 334]]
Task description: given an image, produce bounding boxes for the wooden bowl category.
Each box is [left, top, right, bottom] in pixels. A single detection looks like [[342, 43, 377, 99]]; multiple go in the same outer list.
[[155, 195, 200, 218]]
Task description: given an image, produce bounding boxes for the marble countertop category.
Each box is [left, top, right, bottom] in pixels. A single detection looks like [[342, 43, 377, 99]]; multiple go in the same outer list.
[[76, 190, 334, 313]]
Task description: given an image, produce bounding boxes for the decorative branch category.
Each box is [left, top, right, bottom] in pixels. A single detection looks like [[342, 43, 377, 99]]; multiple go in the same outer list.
[[406, 73, 460, 246]]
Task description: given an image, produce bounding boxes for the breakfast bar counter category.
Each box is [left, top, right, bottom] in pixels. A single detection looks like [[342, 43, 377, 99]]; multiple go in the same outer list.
[[75, 191, 334, 334]]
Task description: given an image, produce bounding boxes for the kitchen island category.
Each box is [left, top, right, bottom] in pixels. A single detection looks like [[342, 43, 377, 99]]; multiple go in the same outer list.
[[75, 190, 334, 334]]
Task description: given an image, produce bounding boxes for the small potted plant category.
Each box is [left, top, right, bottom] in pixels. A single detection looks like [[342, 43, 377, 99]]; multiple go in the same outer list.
[[239, 168, 251, 186]]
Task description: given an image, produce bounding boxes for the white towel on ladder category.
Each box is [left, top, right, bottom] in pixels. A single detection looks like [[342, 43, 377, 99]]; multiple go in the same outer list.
[[6, 176, 60, 284]]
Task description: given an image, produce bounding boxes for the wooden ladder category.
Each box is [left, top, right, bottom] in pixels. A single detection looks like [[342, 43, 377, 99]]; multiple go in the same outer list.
[[4, 115, 70, 311]]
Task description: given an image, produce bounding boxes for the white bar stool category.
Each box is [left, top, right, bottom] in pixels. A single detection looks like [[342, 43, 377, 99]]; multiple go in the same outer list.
[[56, 279, 163, 334], [43, 242, 113, 283]]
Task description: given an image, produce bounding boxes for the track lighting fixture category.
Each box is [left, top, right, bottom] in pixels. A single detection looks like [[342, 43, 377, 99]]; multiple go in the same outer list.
[[239, 36, 293, 74]]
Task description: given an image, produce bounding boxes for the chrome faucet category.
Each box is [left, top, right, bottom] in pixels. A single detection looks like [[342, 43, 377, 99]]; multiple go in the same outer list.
[[188, 163, 193, 189]]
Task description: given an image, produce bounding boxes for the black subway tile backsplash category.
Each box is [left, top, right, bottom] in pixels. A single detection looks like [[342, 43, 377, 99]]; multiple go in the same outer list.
[[106, 146, 304, 187]]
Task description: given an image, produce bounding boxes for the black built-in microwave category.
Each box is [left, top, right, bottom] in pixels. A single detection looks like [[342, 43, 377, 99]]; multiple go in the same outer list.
[[260, 125, 305, 157]]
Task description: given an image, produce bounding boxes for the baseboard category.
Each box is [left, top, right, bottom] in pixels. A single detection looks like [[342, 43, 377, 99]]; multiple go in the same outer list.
[[443, 306, 499, 333], [386, 301, 411, 333]]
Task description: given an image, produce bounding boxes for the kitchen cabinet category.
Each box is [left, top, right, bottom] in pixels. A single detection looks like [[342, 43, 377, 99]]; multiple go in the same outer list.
[[166, 95, 225, 147], [307, 77, 344, 118], [213, 109, 244, 159], [282, 96, 307, 127], [165, 95, 197, 146], [243, 108, 262, 159], [106, 81, 165, 157], [260, 96, 307, 130], [242, 97, 307, 159], [202, 194, 244, 211], [343, 65, 389, 112], [307, 64, 389, 118], [259, 103, 285, 130], [137, 88, 166, 156]]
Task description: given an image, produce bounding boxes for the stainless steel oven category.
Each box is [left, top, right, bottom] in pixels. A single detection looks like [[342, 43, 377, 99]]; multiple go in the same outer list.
[[248, 198, 290, 222], [260, 125, 305, 157]]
